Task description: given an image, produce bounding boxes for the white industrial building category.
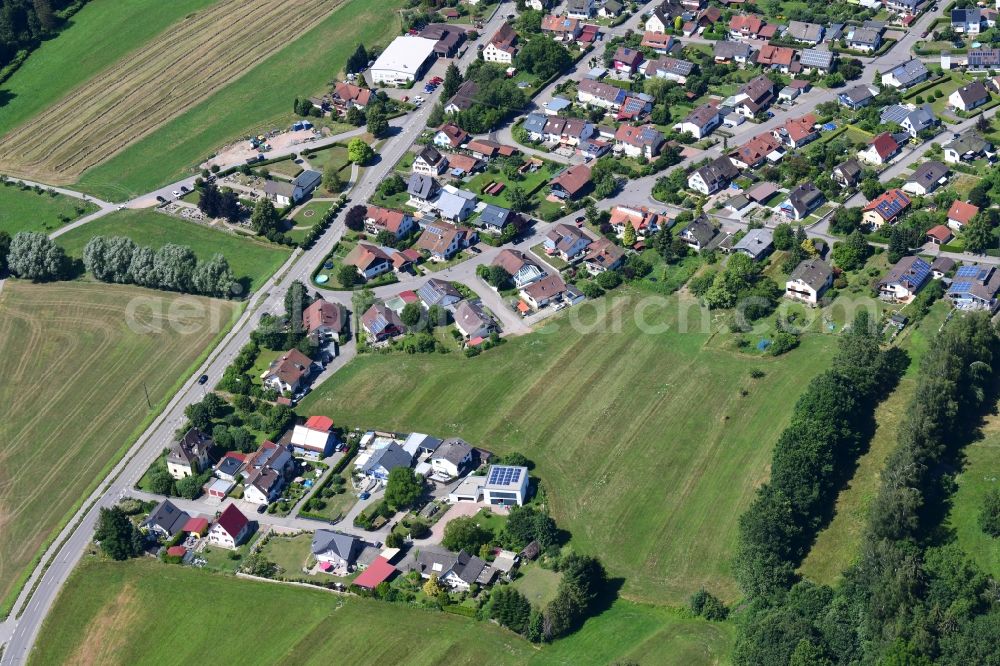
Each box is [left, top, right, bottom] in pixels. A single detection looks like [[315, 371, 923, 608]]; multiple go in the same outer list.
[[370, 36, 438, 85]]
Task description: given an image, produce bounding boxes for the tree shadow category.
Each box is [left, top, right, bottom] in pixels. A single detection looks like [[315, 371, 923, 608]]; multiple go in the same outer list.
[[0, 89, 16, 109]]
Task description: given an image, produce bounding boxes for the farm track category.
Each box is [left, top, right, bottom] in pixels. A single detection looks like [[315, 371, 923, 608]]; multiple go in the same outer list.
[[0, 0, 338, 184]]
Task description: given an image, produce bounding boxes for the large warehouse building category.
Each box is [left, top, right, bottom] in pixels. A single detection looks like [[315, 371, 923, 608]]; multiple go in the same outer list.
[[370, 36, 438, 85]]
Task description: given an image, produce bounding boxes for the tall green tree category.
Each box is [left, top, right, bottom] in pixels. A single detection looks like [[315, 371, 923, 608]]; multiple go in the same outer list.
[[94, 506, 143, 560], [441, 62, 463, 99], [384, 467, 424, 510], [964, 215, 993, 254]]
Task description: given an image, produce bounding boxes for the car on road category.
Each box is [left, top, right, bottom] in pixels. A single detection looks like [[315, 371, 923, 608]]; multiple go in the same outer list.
[[180, 185, 188, 193], [197, 374, 209, 385], [156, 195, 166, 203], [171, 190, 181, 197], [575, 215, 585, 223], [359, 491, 371, 500], [118, 204, 127, 210]]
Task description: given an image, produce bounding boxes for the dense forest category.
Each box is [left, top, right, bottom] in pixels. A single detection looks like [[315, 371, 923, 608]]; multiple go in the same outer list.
[[0, 0, 86, 71]]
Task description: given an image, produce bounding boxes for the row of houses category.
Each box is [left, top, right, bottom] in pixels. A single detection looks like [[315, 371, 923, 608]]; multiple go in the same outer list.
[[144, 501, 253, 551]]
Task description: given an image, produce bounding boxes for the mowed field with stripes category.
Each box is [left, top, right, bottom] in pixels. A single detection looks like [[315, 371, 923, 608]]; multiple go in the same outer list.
[[0, 0, 336, 184], [0, 281, 240, 609]]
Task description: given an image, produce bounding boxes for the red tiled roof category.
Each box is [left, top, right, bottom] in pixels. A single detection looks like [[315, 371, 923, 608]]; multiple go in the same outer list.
[[926, 225, 953, 242], [870, 132, 900, 159], [353, 557, 397, 589], [182, 517, 209, 534], [166, 546, 187, 557], [947, 200, 979, 224], [305, 415, 334, 431], [215, 504, 249, 539]]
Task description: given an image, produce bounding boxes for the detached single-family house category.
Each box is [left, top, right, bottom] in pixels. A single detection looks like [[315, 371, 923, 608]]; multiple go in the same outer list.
[[785, 259, 833, 306], [540, 14, 582, 41], [444, 80, 479, 115], [143, 500, 190, 540], [614, 123, 665, 159], [679, 104, 721, 139], [311, 530, 359, 572], [714, 41, 751, 64], [543, 223, 591, 260], [484, 464, 530, 506], [645, 2, 672, 33], [483, 22, 519, 63], [641, 31, 678, 54], [952, 7, 984, 34], [880, 104, 938, 139], [493, 249, 545, 288], [947, 200, 979, 230], [755, 44, 798, 74], [365, 205, 416, 240], [345, 242, 394, 280], [477, 204, 513, 235], [878, 256, 931, 302], [943, 130, 993, 163], [609, 204, 667, 239], [862, 188, 911, 229], [413, 145, 448, 175], [688, 156, 739, 195], [902, 160, 949, 196], [839, 84, 877, 110], [360, 302, 406, 342], [773, 114, 818, 149], [729, 14, 776, 41], [832, 158, 863, 188], [733, 75, 775, 118], [612, 47, 645, 75], [430, 438, 474, 478], [433, 187, 477, 222], [847, 27, 882, 53], [453, 301, 497, 340], [206, 504, 253, 550], [679, 215, 718, 252], [566, 0, 595, 18], [733, 228, 773, 261], [417, 278, 463, 308], [946, 264, 1000, 311], [302, 298, 348, 344], [359, 442, 413, 483], [520, 274, 568, 310], [407, 173, 439, 206], [858, 132, 906, 165], [405, 547, 494, 591], [549, 164, 592, 200], [264, 170, 322, 207], [599, 0, 624, 17], [782, 183, 825, 221], [799, 48, 834, 73], [243, 441, 295, 506], [261, 349, 313, 394], [332, 82, 373, 111], [166, 428, 212, 480], [291, 415, 337, 457], [786, 20, 823, 44], [729, 132, 782, 170], [415, 220, 477, 260], [643, 56, 694, 84], [949, 81, 990, 112], [881, 59, 929, 89], [583, 237, 626, 274], [433, 123, 469, 149]]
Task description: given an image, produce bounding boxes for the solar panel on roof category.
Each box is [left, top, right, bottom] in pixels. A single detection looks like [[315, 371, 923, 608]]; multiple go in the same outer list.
[[956, 265, 980, 278], [950, 281, 973, 293]]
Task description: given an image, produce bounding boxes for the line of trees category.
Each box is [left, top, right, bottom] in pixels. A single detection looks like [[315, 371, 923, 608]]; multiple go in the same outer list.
[[83, 235, 237, 297], [733, 311, 906, 599], [5, 231, 69, 281], [734, 313, 1000, 665]]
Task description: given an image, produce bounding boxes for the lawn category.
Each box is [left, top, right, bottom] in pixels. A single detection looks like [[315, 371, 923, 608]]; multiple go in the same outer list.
[[30, 558, 733, 666], [799, 300, 951, 584], [513, 565, 562, 607], [0, 281, 241, 615], [73, 0, 409, 200], [466, 164, 558, 211], [259, 533, 312, 577], [948, 414, 1000, 579], [0, 0, 337, 185], [259, 157, 303, 180], [54, 210, 290, 292], [304, 144, 351, 175], [0, 184, 98, 235], [0, 0, 216, 136], [287, 200, 332, 243], [300, 289, 841, 604]]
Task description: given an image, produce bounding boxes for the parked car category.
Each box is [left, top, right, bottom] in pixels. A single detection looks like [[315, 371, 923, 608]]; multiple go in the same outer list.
[[171, 190, 181, 197], [156, 195, 166, 203], [197, 374, 209, 384], [359, 491, 371, 500], [256, 504, 267, 513]]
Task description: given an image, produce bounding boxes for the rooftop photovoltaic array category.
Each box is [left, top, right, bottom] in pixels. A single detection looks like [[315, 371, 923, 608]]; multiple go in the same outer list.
[[488, 466, 523, 486]]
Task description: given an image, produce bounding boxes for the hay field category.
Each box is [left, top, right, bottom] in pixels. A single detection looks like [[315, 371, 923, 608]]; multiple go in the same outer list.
[[0, 281, 240, 611], [0, 0, 336, 184]]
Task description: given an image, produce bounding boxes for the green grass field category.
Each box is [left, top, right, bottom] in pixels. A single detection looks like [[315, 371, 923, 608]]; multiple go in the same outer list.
[[54, 210, 290, 292], [514, 565, 562, 607], [0, 0, 216, 136], [0, 184, 97, 235], [74, 0, 408, 200], [31, 558, 733, 666], [301, 290, 839, 603], [0, 281, 241, 615], [949, 416, 1000, 579], [799, 301, 950, 584]]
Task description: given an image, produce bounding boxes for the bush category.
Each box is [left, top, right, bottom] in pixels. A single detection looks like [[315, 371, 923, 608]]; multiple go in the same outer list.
[[979, 489, 1000, 538]]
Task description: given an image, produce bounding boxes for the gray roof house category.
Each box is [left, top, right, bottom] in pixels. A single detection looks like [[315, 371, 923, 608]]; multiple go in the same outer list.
[[786, 21, 824, 44], [903, 160, 949, 196], [143, 500, 190, 539], [733, 228, 774, 260], [800, 48, 834, 71], [404, 546, 495, 590], [430, 437, 475, 476], [839, 84, 876, 109], [679, 215, 718, 251], [881, 104, 938, 138], [833, 158, 863, 187], [359, 442, 413, 482], [785, 258, 833, 305], [943, 130, 992, 163], [477, 203, 512, 234], [453, 300, 497, 339], [713, 41, 752, 62], [847, 27, 882, 52], [417, 277, 463, 308], [784, 183, 825, 221], [523, 112, 548, 138], [881, 59, 928, 89], [311, 530, 359, 569], [407, 173, 439, 203]]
